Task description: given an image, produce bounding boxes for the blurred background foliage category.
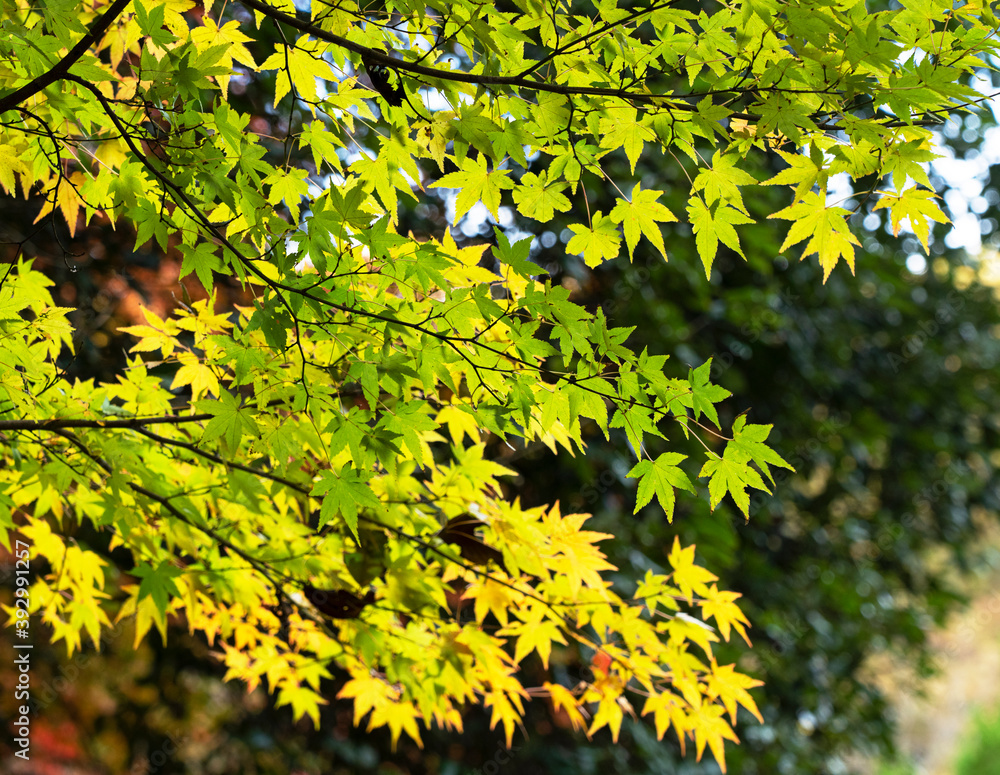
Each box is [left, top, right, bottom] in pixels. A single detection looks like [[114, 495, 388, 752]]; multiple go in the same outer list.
[[4, 6, 1000, 773]]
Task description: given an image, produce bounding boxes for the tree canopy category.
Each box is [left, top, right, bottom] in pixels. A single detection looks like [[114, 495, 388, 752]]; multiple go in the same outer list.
[[1, 0, 997, 769]]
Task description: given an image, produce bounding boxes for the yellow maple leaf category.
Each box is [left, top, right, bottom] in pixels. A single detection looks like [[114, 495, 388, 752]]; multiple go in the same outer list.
[[470, 577, 513, 626], [337, 671, 398, 725], [544, 682, 588, 732], [588, 693, 626, 741], [369, 698, 424, 751], [512, 619, 566, 668], [642, 690, 691, 748], [668, 537, 718, 603], [706, 660, 764, 724], [689, 700, 739, 773], [698, 583, 752, 645], [0, 143, 28, 195], [170, 350, 221, 400]]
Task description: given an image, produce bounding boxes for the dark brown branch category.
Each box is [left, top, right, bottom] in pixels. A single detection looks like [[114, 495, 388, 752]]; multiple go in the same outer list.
[[48, 428, 301, 606], [0, 413, 213, 431], [0, 0, 132, 113], [515, 1, 673, 79], [235, 0, 946, 128], [134, 426, 312, 495], [235, 0, 696, 110]]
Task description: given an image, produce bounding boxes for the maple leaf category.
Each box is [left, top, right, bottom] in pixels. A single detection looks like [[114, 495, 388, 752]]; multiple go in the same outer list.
[[310, 465, 382, 541], [769, 191, 860, 280], [699, 449, 770, 517], [882, 137, 938, 191], [627, 452, 695, 521], [263, 167, 310, 221], [0, 143, 28, 195], [642, 691, 690, 745], [259, 36, 334, 106], [195, 391, 260, 449], [693, 151, 759, 211], [179, 241, 225, 294], [544, 682, 588, 732], [684, 359, 731, 428], [689, 701, 739, 773], [132, 560, 182, 614], [706, 660, 764, 724], [687, 197, 754, 278], [762, 145, 828, 200], [275, 685, 326, 728], [469, 577, 514, 626], [668, 537, 718, 603], [727, 415, 793, 486], [299, 118, 345, 173], [589, 693, 627, 742], [610, 183, 677, 260], [599, 106, 654, 173], [567, 212, 622, 267], [511, 170, 572, 222], [699, 584, 752, 645], [368, 700, 424, 751], [873, 186, 948, 251], [512, 619, 566, 668], [430, 154, 514, 220]]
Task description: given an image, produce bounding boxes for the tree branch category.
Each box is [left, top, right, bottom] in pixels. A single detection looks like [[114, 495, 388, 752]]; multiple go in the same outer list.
[[234, 0, 946, 128], [236, 0, 698, 109], [0, 413, 213, 431], [0, 0, 132, 114]]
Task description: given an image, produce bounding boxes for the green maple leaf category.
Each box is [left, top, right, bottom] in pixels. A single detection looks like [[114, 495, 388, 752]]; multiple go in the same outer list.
[[687, 197, 754, 278], [493, 226, 537, 277], [567, 212, 621, 267], [873, 186, 948, 252], [195, 392, 261, 450], [727, 415, 793, 485], [133, 0, 176, 47], [628, 452, 695, 521], [610, 403, 665, 457], [209, 334, 266, 386], [311, 465, 382, 541], [770, 191, 860, 280], [299, 118, 345, 173], [511, 171, 572, 222], [179, 242, 223, 293], [693, 151, 759, 210], [610, 183, 677, 261], [264, 167, 310, 221], [762, 145, 827, 201], [599, 106, 653, 174], [430, 154, 514, 220], [882, 138, 937, 191], [326, 407, 370, 465], [684, 359, 731, 428], [699, 452, 769, 517], [133, 560, 183, 614], [488, 120, 531, 167]]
